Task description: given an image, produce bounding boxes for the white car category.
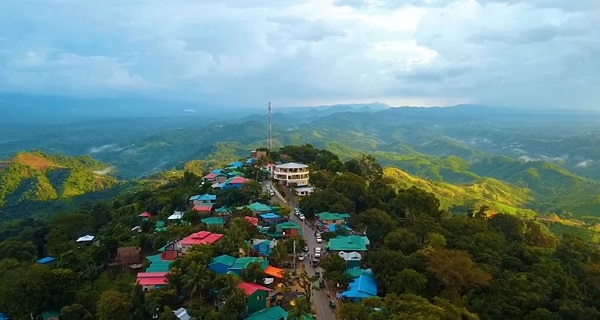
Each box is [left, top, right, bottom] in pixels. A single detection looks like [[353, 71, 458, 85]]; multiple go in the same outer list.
[[299, 214, 306, 221], [298, 253, 306, 261], [316, 237, 322, 243]]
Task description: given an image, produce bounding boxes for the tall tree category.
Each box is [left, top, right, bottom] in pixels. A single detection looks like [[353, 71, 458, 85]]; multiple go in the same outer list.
[[287, 297, 312, 320], [96, 290, 134, 320], [181, 261, 213, 301]]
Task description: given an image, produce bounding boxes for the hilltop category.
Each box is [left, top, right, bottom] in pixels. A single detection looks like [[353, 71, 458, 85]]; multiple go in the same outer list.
[[0, 151, 122, 219]]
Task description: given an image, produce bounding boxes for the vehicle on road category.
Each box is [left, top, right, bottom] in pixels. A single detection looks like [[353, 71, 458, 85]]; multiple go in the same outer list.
[[315, 269, 320, 277], [314, 247, 321, 258], [294, 208, 300, 216], [329, 300, 336, 308], [312, 259, 319, 267], [303, 246, 309, 252], [298, 253, 305, 261], [316, 236, 322, 243], [319, 279, 325, 288], [299, 214, 306, 221]]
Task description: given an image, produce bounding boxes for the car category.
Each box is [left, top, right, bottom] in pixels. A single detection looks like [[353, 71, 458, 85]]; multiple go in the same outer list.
[[315, 269, 320, 276], [303, 246, 309, 252], [299, 214, 306, 221], [298, 253, 306, 261], [314, 247, 321, 258], [311, 259, 319, 267], [319, 279, 325, 288], [316, 237, 322, 243]]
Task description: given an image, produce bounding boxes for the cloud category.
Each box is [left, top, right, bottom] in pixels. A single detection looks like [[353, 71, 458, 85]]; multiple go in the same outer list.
[[0, 0, 599, 108], [576, 160, 592, 168]]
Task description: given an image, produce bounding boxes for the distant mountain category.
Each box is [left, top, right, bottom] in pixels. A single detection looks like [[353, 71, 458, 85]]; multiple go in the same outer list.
[[0, 152, 121, 219]]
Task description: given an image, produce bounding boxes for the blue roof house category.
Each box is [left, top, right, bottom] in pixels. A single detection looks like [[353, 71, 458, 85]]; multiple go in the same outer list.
[[209, 254, 237, 275], [340, 274, 377, 302], [36, 256, 57, 265], [227, 161, 244, 169], [251, 239, 277, 257], [190, 194, 217, 205], [260, 213, 281, 225]]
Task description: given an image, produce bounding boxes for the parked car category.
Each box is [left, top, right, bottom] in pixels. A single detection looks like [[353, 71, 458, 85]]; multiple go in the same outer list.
[[312, 259, 319, 267], [303, 246, 309, 252], [298, 253, 306, 261], [314, 247, 321, 258], [299, 214, 306, 221], [316, 236, 322, 243]]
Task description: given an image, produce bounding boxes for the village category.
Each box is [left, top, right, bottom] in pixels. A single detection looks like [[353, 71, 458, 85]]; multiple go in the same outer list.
[[34, 150, 377, 320]]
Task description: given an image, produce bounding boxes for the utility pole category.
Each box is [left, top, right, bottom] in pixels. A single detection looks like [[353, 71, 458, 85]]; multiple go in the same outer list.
[[268, 101, 273, 152], [293, 239, 297, 271]]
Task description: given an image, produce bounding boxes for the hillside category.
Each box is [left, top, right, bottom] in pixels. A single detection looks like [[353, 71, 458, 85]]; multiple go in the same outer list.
[[0, 151, 120, 213]]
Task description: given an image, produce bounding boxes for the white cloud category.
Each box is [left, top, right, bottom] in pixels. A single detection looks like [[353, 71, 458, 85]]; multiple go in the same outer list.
[[0, 0, 598, 108]]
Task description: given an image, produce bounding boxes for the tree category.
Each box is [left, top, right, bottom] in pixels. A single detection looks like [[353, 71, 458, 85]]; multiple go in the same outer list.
[[61, 304, 93, 320], [158, 306, 178, 320], [319, 254, 347, 278], [357, 154, 383, 183], [213, 274, 242, 301], [0, 238, 37, 261], [219, 289, 248, 320], [299, 189, 355, 219], [241, 261, 265, 284], [426, 249, 492, 302], [354, 209, 397, 246], [96, 290, 133, 320], [293, 267, 318, 302], [287, 297, 312, 320], [383, 228, 421, 254], [390, 187, 442, 225], [181, 261, 213, 300], [391, 269, 427, 295], [269, 241, 290, 266], [328, 172, 368, 211]]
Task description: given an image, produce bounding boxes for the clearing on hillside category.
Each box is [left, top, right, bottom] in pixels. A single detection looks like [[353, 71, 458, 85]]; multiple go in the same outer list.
[[11, 153, 60, 170]]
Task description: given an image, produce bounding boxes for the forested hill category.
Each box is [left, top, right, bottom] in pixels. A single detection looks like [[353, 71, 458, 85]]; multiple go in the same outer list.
[[0, 151, 121, 219]]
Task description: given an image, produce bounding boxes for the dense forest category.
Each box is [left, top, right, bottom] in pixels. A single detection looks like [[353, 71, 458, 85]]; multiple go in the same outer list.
[[0, 145, 599, 319]]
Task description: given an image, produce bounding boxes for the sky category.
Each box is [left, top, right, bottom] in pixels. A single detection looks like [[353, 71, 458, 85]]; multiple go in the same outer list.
[[1, 0, 599, 109]]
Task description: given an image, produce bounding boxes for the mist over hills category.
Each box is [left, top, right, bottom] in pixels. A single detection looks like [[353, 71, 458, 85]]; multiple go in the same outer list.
[[1, 96, 600, 220]]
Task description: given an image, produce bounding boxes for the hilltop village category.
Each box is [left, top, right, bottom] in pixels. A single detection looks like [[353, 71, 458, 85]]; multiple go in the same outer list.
[[1, 145, 600, 320]]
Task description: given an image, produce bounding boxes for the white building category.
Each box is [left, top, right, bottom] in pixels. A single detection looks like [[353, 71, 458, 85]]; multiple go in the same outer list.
[[273, 162, 310, 186]]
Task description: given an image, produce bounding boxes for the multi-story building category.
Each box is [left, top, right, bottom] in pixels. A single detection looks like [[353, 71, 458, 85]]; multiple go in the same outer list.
[[273, 162, 309, 186]]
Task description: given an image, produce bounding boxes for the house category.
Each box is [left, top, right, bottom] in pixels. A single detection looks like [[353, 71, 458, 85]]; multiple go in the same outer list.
[[139, 211, 152, 218], [155, 220, 167, 232], [245, 216, 259, 227], [238, 282, 273, 314], [260, 213, 281, 225], [193, 204, 213, 214], [273, 163, 310, 187], [245, 306, 288, 320], [36, 256, 56, 265], [327, 223, 352, 232], [228, 171, 245, 177], [215, 206, 232, 216], [295, 186, 314, 196], [179, 231, 224, 254], [202, 217, 225, 227], [264, 265, 284, 280], [173, 307, 191, 320], [338, 251, 362, 268], [208, 254, 237, 274], [327, 235, 369, 252], [41, 311, 60, 320], [203, 172, 228, 183], [227, 161, 244, 170], [190, 194, 217, 205], [244, 202, 273, 215], [251, 239, 277, 256], [76, 235, 95, 243], [0, 312, 9, 320], [316, 212, 350, 225], [250, 150, 268, 160], [228, 257, 268, 275], [276, 221, 301, 238], [220, 177, 249, 190], [345, 267, 372, 279], [109, 247, 142, 267], [137, 272, 168, 291], [168, 211, 185, 221], [340, 274, 377, 301], [146, 252, 177, 273]]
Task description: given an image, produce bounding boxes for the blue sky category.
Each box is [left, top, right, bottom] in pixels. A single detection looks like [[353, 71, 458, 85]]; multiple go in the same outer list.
[[1, 0, 599, 108]]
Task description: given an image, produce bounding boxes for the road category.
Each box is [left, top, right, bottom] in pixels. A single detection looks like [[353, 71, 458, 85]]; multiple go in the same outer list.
[[280, 185, 337, 320]]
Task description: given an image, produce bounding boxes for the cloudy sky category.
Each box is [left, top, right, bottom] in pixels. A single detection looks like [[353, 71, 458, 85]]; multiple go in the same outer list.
[[1, 0, 599, 108]]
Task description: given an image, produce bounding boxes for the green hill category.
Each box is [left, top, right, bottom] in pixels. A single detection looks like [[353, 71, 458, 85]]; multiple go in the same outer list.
[[0, 151, 119, 208]]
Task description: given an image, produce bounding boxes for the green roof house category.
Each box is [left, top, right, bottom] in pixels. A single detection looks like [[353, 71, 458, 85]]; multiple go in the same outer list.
[[229, 257, 268, 275], [215, 206, 232, 216], [246, 202, 273, 214], [316, 212, 350, 225], [42, 311, 60, 320], [245, 306, 288, 320], [209, 254, 237, 274], [146, 254, 174, 273], [327, 235, 368, 252], [155, 220, 167, 233], [276, 221, 301, 238], [202, 217, 225, 227]]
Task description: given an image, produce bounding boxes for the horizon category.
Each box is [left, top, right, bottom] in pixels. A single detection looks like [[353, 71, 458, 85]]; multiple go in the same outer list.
[[2, 1, 599, 110]]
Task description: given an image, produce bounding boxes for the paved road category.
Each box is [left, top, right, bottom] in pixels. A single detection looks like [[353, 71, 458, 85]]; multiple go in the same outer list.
[[282, 187, 337, 320]]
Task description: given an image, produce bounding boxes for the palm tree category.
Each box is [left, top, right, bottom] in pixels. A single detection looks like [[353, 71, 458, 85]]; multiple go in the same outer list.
[[287, 297, 312, 320], [213, 274, 241, 301], [181, 261, 212, 300], [269, 242, 289, 266]]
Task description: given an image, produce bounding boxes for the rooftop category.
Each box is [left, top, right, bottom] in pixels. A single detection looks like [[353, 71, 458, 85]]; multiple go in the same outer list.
[[137, 272, 168, 286], [76, 235, 95, 243], [179, 231, 224, 246], [197, 194, 217, 201], [223, 177, 248, 185], [277, 221, 300, 230], [238, 282, 272, 295], [210, 254, 237, 267], [245, 216, 259, 226], [260, 213, 281, 219], [193, 204, 213, 212], [168, 211, 185, 220], [275, 162, 308, 169], [36, 256, 56, 264], [341, 274, 377, 299], [246, 202, 273, 212], [339, 251, 362, 261], [201, 217, 225, 226], [316, 212, 350, 221], [345, 267, 373, 279], [327, 235, 368, 251], [245, 306, 288, 320], [139, 211, 152, 218], [146, 254, 173, 273], [265, 265, 284, 279], [230, 257, 268, 270]]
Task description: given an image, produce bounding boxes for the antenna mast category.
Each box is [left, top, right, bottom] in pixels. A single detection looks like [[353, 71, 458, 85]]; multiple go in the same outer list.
[[268, 101, 273, 151]]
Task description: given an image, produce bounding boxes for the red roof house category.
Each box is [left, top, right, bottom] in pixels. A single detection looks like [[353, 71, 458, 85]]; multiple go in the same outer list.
[[139, 212, 152, 218], [193, 204, 213, 213], [245, 216, 259, 227], [239, 282, 273, 314], [137, 272, 168, 291], [179, 231, 224, 253]]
